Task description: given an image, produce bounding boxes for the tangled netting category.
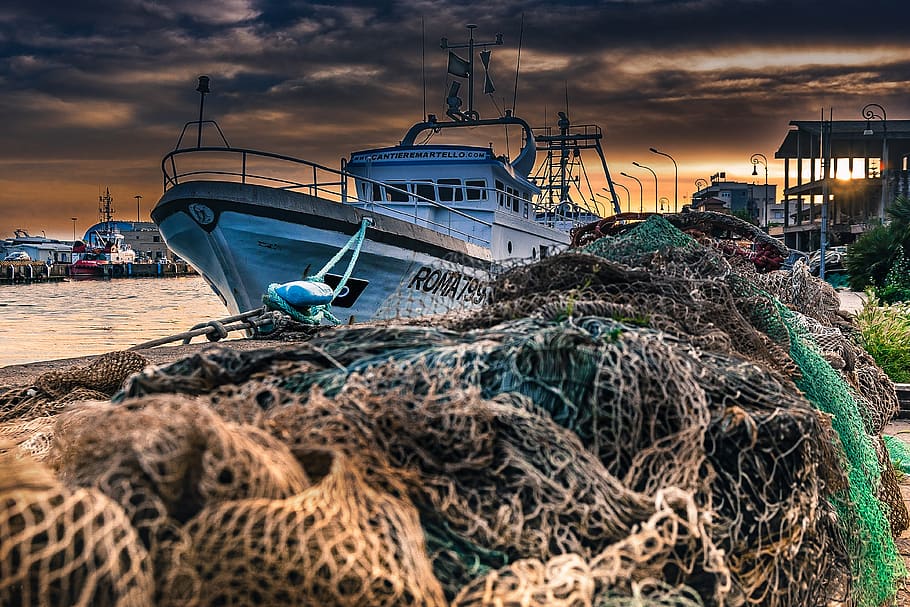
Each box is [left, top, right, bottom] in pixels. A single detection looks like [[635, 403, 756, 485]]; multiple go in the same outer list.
[[1, 215, 906, 606], [0, 351, 149, 461]]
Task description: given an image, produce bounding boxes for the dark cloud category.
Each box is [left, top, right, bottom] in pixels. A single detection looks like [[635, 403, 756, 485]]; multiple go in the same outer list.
[[1, 0, 910, 235]]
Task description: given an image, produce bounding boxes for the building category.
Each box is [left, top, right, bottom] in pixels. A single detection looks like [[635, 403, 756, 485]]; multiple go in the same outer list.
[[774, 117, 910, 251], [690, 172, 779, 226], [0, 230, 74, 263]]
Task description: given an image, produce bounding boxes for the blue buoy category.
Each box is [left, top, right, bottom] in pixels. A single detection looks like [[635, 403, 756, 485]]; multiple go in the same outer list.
[[273, 280, 335, 308]]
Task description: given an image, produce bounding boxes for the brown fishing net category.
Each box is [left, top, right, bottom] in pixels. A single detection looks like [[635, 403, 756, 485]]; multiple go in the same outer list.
[[452, 488, 725, 607], [159, 448, 447, 607], [0, 351, 149, 459], [0, 215, 906, 606], [48, 395, 309, 601], [0, 445, 154, 607]]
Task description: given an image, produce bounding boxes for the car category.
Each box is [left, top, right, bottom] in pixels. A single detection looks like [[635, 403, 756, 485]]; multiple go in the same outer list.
[[3, 251, 31, 261]]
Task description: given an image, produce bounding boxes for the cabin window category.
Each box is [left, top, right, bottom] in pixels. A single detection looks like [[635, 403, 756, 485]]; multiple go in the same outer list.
[[507, 187, 519, 212], [371, 183, 383, 201], [465, 179, 486, 201], [496, 180, 505, 207], [438, 179, 463, 202], [385, 181, 409, 202], [414, 181, 435, 201]]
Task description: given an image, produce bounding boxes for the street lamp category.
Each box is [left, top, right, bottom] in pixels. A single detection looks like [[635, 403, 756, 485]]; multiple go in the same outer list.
[[135, 195, 142, 222], [606, 184, 630, 213], [659, 197, 669, 213], [861, 103, 888, 220], [70, 217, 77, 241], [751, 153, 768, 229], [632, 161, 659, 213], [620, 172, 644, 214], [650, 147, 678, 212]]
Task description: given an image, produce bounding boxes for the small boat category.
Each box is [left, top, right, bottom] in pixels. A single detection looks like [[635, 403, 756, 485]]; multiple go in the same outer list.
[[151, 26, 622, 323], [71, 189, 136, 277]]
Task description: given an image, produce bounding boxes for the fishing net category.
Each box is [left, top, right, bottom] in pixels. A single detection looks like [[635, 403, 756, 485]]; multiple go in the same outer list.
[[158, 448, 447, 607], [451, 489, 723, 607], [0, 444, 154, 607], [0, 351, 149, 460], [48, 395, 309, 600], [0, 214, 906, 606], [111, 311, 853, 605]]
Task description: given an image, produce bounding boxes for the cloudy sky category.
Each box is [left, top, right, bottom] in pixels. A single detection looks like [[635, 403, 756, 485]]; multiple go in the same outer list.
[[2, 0, 909, 238]]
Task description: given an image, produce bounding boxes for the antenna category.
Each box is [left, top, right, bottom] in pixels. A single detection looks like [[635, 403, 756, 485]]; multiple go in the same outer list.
[[421, 17, 427, 120], [196, 75, 210, 148], [512, 12, 524, 114]]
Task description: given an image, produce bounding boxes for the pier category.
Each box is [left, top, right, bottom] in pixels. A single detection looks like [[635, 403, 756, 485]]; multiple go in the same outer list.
[[0, 260, 196, 284]]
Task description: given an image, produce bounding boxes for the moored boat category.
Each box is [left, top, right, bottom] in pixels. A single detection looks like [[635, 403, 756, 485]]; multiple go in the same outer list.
[[151, 26, 623, 324], [71, 189, 136, 277]]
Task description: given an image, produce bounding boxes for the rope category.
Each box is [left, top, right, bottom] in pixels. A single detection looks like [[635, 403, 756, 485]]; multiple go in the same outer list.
[[127, 308, 272, 350], [263, 217, 372, 325]]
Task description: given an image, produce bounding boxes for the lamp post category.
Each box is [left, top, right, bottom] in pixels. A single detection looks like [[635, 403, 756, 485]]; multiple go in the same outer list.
[[750, 153, 768, 229], [659, 197, 669, 213], [649, 147, 678, 212], [861, 103, 888, 220], [632, 161, 659, 213], [620, 172, 644, 213], [71, 217, 77, 241], [606, 184, 630, 213], [135, 195, 142, 223]]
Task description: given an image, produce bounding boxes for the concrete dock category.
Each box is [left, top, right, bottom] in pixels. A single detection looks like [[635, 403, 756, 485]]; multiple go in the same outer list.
[[0, 260, 196, 284]]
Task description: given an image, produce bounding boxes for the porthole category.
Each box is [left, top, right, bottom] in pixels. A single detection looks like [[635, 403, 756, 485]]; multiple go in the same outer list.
[[507, 241, 513, 254]]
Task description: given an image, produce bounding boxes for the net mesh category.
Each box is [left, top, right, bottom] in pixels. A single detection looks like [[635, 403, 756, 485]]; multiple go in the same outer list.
[[0, 214, 906, 606], [0, 444, 154, 607]]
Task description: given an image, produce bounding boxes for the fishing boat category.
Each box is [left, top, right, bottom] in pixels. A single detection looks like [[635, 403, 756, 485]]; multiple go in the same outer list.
[[71, 189, 137, 277], [151, 26, 622, 324]]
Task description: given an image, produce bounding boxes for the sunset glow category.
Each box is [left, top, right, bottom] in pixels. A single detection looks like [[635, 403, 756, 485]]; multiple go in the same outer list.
[[0, 0, 907, 239]]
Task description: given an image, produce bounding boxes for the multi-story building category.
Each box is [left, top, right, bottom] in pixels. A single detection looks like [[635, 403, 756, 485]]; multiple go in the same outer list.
[[690, 172, 779, 227], [774, 117, 910, 251]]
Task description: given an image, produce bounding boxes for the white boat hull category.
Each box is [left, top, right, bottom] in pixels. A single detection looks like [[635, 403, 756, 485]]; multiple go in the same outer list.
[[152, 181, 494, 323]]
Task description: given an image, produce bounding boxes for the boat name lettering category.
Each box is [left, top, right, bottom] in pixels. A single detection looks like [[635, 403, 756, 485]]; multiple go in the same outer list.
[[351, 150, 488, 163], [407, 266, 489, 304]]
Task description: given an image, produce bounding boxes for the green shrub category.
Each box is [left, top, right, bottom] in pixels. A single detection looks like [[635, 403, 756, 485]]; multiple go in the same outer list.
[[856, 291, 910, 383], [846, 224, 896, 291], [878, 247, 910, 304]]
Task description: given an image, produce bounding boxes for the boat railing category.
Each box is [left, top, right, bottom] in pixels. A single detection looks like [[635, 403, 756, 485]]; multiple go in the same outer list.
[[532, 123, 603, 141], [162, 146, 493, 246]]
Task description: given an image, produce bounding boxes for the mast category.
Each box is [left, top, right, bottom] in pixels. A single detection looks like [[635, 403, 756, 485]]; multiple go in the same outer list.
[[97, 188, 116, 246], [440, 25, 503, 121]]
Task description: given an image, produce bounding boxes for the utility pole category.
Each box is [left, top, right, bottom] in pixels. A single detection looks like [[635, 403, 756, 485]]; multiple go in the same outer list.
[[135, 195, 142, 222]]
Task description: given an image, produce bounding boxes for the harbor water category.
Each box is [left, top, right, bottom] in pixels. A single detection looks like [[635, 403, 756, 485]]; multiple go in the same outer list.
[[0, 276, 229, 367]]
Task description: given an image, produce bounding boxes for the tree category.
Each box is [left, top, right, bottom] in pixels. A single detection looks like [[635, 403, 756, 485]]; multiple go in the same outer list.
[[845, 195, 910, 293]]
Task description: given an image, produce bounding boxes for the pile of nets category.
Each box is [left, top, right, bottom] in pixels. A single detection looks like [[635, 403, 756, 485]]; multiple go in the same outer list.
[[1, 215, 907, 606]]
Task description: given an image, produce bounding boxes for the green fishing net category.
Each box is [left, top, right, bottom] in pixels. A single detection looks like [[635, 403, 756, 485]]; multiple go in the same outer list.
[[1, 213, 906, 606]]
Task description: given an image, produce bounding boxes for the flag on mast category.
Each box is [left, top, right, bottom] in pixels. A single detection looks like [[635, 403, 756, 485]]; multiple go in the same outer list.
[[447, 51, 470, 78], [480, 48, 495, 94]]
